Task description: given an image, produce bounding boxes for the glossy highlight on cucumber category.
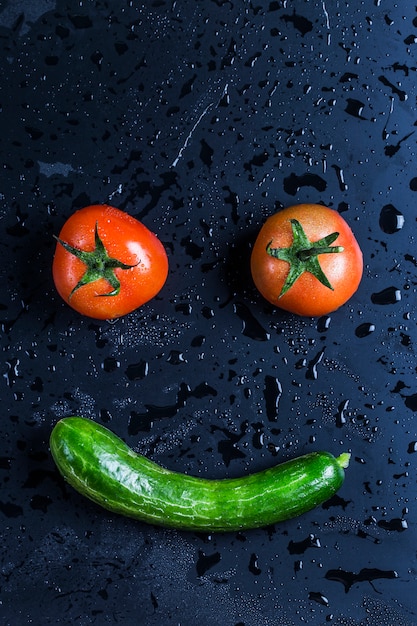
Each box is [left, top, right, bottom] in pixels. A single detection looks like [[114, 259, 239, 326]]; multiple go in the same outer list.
[[50, 417, 350, 532]]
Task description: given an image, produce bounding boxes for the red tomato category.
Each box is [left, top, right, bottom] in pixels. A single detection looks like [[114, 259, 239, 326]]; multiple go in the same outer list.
[[52, 205, 168, 320], [250, 204, 363, 317]]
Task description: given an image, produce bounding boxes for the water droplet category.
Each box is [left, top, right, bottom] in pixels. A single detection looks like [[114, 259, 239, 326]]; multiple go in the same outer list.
[[308, 591, 329, 607], [377, 518, 408, 532], [221, 37, 237, 69], [306, 348, 325, 380], [167, 350, 187, 365], [99, 408, 112, 423], [331, 165, 347, 191], [283, 172, 327, 196], [0, 501, 24, 518], [371, 287, 401, 305], [251, 422, 264, 449], [128, 382, 217, 435], [385, 131, 414, 157], [125, 360, 149, 380], [3, 358, 20, 387], [223, 186, 240, 224], [317, 315, 331, 332], [196, 550, 221, 577], [202, 306, 214, 319], [263, 375, 282, 422], [175, 303, 193, 316], [378, 75, 407, 101], [325, 567, 398, 592], [244, 151, 269, 174], [336, 399, 349, 428], [101, 357, 120, 373], [379, 204, 405, 233], [400, 332, 411, 347], [288, 534, 321, 555], [345, 98, 366, 119], [179, 74, 197, 99], [248, 553, 262, 576], [281, 11, 313, 36], [180, 235, 203, 259], [404, 393, 417, 412], [211, 422, 247, 467], [355, 323, 376, 338], [199, 139, 213, 168], [234, 302, 270, 341], [191, 334, 205, 347]]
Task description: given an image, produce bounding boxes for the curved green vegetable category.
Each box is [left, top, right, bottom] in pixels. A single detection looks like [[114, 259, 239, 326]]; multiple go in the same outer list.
[[50, 417, 350, 532]]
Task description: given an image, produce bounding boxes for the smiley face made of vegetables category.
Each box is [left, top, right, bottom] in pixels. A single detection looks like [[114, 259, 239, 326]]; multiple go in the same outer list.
[[52, 205, 168, 320], [250, 204, 363, 317]]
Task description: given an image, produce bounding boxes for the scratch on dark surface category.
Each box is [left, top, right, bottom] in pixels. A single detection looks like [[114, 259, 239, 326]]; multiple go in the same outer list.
[[171, 102, 214, 167], [170, 82, 229, 167]]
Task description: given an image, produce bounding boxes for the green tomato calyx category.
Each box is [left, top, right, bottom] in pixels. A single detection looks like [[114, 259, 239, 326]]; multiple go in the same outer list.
[[266, 219, 344, 297], [55, 222, 137, 299]]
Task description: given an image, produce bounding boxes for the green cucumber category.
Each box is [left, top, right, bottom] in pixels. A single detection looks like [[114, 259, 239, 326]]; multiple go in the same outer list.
[[50, 416, 350, 532]]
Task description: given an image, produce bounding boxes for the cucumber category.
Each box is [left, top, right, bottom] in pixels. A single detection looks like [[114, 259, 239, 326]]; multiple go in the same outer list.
[[50, 416, 350, 532]]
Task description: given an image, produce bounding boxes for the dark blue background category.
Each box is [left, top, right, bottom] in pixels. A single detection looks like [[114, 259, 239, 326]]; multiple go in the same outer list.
[[1, 1, 416, 624]]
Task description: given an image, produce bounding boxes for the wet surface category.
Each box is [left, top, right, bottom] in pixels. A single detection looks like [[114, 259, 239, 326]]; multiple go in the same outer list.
[[1, 1, 417, 624]]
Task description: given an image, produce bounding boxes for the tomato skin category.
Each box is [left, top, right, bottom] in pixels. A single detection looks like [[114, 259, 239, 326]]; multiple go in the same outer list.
[[52, 205, 168, 320], [250, 204, 363, 317]]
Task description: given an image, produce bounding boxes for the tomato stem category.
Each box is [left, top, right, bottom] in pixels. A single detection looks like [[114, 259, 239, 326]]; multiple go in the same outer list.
[[266, 219, 344, 297], [54, 222, 138, 299]]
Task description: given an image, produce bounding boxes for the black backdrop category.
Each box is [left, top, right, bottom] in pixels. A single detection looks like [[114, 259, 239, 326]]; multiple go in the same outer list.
[[1, 1, 416, 624]]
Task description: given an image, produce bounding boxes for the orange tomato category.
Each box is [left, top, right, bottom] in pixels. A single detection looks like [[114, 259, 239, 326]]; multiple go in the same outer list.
[[250, 204, 363, 316], [52, 205, 168, 320]]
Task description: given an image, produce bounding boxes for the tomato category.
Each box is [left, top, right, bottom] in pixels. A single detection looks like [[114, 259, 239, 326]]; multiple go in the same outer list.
[[250, 204, 363, 317], [52, 205, 168, 320]]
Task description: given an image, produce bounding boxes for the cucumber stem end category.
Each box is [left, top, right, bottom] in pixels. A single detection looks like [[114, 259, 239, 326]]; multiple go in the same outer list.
[[337, 452, 351, 469]]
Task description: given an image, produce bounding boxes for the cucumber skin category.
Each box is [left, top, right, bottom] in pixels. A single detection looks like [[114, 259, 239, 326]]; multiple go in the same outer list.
[[50, 417, 348, 532]]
